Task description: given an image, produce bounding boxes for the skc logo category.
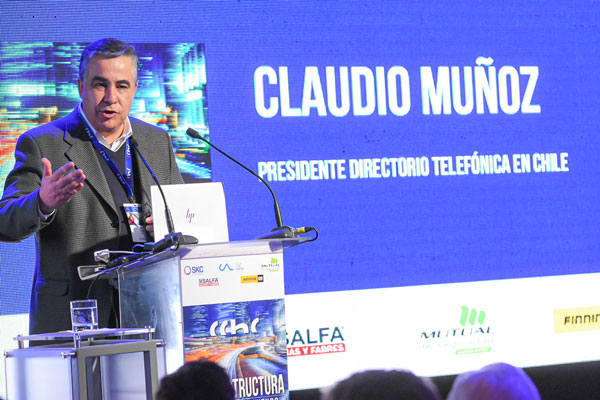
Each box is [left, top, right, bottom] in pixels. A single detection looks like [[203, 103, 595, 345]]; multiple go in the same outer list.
[[210, 318, 260, 336], [183, 265, 205, 275]]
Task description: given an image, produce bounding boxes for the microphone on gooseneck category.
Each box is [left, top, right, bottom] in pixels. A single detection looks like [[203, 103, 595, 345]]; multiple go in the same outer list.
[[129, 136, 198, 252], [186, 127, 317, 240]]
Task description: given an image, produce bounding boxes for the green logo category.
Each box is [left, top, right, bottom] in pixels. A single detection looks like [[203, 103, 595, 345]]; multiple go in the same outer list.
[[271, 257, 278, 264], [460, 306, 486, 326], [456, 306, 491, 355]]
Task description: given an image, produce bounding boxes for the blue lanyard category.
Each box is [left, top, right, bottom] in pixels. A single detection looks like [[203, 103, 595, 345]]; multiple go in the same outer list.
[[79, 112, 135, 203]]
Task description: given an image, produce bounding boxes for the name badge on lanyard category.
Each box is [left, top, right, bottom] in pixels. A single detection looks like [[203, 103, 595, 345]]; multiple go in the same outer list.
[[123, 203, 150, 243]]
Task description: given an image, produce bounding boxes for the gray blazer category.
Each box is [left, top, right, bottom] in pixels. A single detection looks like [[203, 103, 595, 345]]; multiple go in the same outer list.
[[0, 109, 184, 334]]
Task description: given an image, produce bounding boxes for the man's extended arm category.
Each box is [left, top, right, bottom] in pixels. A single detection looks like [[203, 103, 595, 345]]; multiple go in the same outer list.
[[0, 133, 85, 242]]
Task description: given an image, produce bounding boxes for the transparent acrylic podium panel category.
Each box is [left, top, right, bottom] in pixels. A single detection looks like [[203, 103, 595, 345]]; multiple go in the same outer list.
[[118, 255, 183, 375], [117, 239, 306, 375]]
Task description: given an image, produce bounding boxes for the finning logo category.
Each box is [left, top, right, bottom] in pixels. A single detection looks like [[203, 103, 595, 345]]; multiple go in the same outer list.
[[460, 306, 486, 327], [219, 263, 234, 272], [554, 306, 600, 333], [418, 305, 494, 356], [210, 318, 260, 336]]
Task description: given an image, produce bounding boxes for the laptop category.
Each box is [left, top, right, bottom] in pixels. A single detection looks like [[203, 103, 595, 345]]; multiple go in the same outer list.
[[151, 182, 229, 244]]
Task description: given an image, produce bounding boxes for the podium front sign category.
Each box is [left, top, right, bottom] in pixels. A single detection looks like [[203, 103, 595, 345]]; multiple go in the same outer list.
[[181, 254, 288, 400]]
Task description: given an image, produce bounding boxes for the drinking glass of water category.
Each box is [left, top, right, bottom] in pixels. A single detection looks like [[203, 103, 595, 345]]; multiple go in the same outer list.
[[70, 299, 98, 331]]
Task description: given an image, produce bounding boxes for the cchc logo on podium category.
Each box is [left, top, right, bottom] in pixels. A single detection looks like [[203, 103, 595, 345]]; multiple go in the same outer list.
[[210, 318, 260, 336]]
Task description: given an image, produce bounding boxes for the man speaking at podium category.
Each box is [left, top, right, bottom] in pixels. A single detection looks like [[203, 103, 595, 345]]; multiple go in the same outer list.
[[0, 38, 183, 335]]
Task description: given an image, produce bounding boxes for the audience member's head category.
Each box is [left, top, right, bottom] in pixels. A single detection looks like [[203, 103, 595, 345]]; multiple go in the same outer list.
[[324, 369, 442, 400], [447, 362, 541, 400], [156, 360, 234, 400]]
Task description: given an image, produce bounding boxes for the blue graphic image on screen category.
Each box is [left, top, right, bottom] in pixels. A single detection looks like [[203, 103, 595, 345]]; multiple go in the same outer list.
[[0, 41, 212, 196]]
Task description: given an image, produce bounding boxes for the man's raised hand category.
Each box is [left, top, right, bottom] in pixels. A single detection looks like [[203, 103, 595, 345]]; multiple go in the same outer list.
[[39, 158, 86, 214]]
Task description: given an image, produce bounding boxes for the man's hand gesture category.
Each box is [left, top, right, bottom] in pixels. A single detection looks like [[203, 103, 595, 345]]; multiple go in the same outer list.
[[39, 158, 86, 214]]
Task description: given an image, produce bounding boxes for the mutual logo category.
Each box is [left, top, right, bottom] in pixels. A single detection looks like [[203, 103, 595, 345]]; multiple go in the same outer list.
[[459, 305, 486, 327], [261, 257, 281, 272], [286, 326, 346, 357], [241, 275, 264, 284], [554, 306, 600, 333], [210, 317, 260, 336], [418, 305, 494, 355], [183, 264, 205, 275]]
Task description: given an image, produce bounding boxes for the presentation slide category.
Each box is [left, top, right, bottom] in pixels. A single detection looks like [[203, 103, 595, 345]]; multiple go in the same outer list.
[[1, 1, 599, 395]]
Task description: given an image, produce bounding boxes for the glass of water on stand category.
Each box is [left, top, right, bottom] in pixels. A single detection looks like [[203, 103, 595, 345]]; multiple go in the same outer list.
[[70, 299, 99, 331]]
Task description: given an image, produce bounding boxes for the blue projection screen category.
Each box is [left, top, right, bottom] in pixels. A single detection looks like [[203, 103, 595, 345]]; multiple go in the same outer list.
[[1, 0, 599, 395]]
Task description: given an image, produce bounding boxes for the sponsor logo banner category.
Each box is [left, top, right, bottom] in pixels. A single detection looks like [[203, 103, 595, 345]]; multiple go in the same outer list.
[[181, 254, 284, 306], [554, 306, 600, 333]]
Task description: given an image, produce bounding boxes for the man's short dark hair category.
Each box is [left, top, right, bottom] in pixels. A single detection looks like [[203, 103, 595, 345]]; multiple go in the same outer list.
[[156, 361, 235, 400], [79, 38, 139, 83]]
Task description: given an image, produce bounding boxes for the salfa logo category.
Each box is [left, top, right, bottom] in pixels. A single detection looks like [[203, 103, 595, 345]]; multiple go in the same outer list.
[[418, 305, 494, 355], [199, 277, 219, 287], [286, 326, 346, 357]]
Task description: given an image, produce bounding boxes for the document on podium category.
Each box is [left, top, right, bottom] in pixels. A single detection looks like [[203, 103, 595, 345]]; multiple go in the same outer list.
[[151, 182, 229, 244]]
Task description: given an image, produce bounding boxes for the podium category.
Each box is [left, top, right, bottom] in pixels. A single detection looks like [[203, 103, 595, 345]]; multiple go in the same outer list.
[[111, 238, 306, 399]]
